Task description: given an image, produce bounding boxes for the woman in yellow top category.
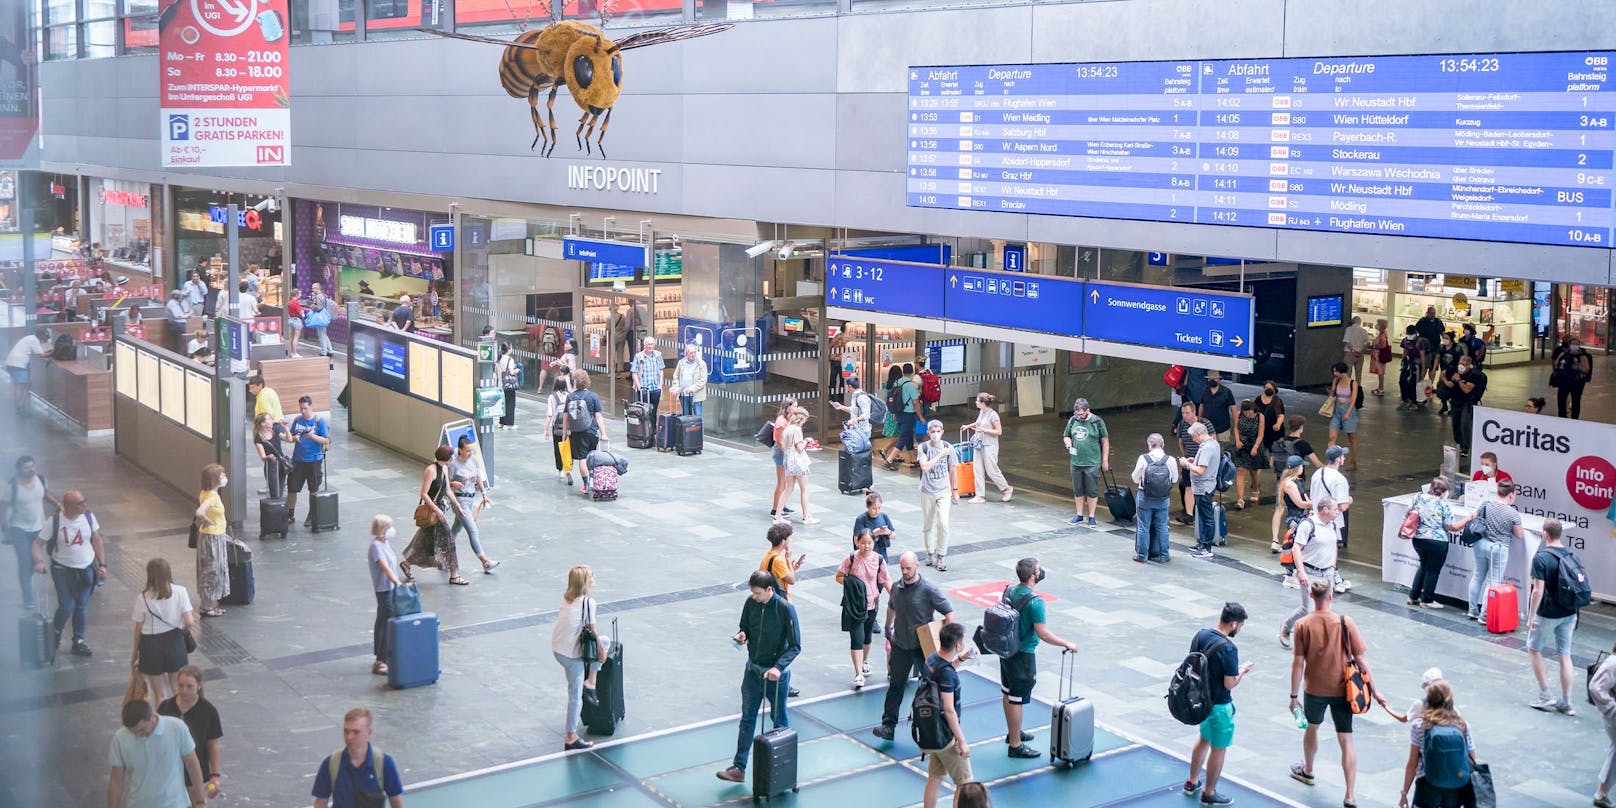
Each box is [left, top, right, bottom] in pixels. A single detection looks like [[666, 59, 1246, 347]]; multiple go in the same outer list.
[[193, 464, 232, 617]]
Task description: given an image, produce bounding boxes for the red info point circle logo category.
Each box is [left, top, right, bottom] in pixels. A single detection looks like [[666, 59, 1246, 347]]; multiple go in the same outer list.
[[1567, 455, 1616, 511]]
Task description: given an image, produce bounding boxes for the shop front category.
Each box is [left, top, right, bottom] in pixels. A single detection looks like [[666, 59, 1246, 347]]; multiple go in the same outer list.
[[173, 187, 283, 317], [1556, 283, 1613, 352], [287, 200, 454, 351], [87, 178, 163, 287], [1352, 269, 1538, 365]]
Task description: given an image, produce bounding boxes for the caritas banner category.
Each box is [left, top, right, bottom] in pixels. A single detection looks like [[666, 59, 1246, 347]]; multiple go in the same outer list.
[[1471, 405, 1616, 600], [160, 0, 291, 167]]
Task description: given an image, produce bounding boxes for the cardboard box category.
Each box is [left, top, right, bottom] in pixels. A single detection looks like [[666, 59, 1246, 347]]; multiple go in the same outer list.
[[916, 619, 945, 659]]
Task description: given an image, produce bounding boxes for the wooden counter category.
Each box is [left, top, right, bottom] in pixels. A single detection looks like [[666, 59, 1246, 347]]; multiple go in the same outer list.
[[29, 356, 113, 433], [255, 354, 332, 412]]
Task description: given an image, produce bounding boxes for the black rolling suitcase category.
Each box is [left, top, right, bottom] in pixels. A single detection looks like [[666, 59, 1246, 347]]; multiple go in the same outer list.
[[751, 679, 798, 800], [19, 574, 56, 668], [1102, 468, 1135, 523], [656, 410, 678, 452], [310, 460, 340, 533], [838, 448, 873, 495], [220, 540, 255, 606], [259, 497, 289, 539], [675, 415, 703, 456], [625, 391, 656, 450], [581, 618, 625, 735]]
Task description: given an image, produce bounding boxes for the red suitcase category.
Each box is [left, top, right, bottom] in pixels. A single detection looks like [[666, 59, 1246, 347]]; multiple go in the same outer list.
[[1486, 584, 1518, 634]]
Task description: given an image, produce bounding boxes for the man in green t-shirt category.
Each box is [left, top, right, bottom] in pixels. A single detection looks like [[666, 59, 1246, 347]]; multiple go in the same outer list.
[[1061, 398, 1110, 526], [999, 557, 1079, 759]]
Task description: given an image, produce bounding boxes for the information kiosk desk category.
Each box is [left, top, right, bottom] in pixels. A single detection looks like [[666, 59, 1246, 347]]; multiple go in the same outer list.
[[1380, 492, 1544, 604]]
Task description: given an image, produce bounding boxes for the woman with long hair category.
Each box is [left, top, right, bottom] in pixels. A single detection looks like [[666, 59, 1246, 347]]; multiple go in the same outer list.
[[1326, 362, 1360, 464], [963, 392, 1012, 503], [547, 377, 574, 485], [401, 446, 466, 585], [157, 665, 224, 798], [551, 565, 602, 750], [768, 398, 798, 521], [1232, 399, 1266, 510], [1270, 456, 1312, 556], [778, 409, 819, 525], [953, 782, 992, 807], [1407, 477, 1477, 608], [252, 413, 287, 499], [1398, 679, 1477, 808], [878, 365, 906, 470], [1370, 318, 1392, 396], [131, 558, 196, 706], [192, 464, 231, 617]]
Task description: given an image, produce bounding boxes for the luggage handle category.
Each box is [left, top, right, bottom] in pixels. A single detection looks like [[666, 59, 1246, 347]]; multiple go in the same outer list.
[[1058, 648, 1077, 703], [756, 670, 786, 733], [1101, 466, 1123, 491]]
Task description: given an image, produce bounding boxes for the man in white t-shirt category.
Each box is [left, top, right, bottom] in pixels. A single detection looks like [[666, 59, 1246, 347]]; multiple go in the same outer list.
[[1279, 498, 1344, 648], [32, 490, 105, 656], [108, 699, 206, 808], [5, 326, 51, 411], [3, 455, 59, 610], [830, 376, 873, 448], [235, 280, 260, 320], [1309, 446, 1354, 590]]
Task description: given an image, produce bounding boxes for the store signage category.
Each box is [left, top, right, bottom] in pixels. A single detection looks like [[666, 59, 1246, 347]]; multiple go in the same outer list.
[[945, 268, 1084, 337], [563, 237, 650, 269], [1471, 406, 1616, 599], [339, 215, 418, 244], [100, 190, 150, 208], [566, 165, 663, 194], [208, 206, 264, 231], [160, 0, 291, 167], [0, 1, 36, 162], [1083, 282, 1255, 358]]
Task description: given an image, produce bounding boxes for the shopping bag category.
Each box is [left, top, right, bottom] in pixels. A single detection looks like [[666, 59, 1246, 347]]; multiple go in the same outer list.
[[1470, 763, 1495, 808], [389, 582, 423, 616], [560, 437, 573, 472]]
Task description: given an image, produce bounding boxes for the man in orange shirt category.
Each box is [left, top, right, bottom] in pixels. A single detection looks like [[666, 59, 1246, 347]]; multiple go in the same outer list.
[[1287, 580, 1388, 808]]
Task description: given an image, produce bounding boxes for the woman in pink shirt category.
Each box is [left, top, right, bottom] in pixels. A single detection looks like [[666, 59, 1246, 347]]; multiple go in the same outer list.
[[835, 531, 892, 691]]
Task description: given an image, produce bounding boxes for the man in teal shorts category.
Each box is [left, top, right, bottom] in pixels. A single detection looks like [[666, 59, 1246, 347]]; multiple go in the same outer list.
[[1183, 602, 1253, 807]]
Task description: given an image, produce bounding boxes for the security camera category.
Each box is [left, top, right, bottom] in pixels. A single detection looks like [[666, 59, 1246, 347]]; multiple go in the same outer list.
[[251, 198, 279, 213], [776, 241, 797, 261], [745, 241, 775, 258]]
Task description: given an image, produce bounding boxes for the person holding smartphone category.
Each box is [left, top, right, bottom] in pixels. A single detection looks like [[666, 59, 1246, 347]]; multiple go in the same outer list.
[[758, 523, 805, 698]]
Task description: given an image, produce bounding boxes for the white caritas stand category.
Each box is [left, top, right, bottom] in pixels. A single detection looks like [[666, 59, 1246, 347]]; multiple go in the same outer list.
[[1381, 493, 1544, 603]]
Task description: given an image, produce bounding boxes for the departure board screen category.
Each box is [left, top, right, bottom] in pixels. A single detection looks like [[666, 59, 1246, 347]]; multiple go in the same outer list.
[[907, 51, 1616, 248]]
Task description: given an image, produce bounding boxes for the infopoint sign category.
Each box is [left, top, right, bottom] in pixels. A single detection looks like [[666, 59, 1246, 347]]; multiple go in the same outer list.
[[1471, 406, 1616, 599]]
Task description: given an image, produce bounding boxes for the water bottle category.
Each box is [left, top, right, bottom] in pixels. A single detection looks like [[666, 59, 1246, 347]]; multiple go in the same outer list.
[[1292, 705, 1308, 729]]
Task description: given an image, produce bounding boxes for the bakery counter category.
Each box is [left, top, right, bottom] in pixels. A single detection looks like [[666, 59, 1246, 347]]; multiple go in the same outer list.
[[29, 355, 114, 434]]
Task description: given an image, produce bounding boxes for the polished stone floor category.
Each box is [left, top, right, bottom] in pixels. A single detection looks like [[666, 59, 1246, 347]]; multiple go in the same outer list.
[[1, 354, 1613, 807]]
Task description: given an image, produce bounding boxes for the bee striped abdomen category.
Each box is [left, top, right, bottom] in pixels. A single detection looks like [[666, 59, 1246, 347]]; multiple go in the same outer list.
[[499, 29, 551, 99]]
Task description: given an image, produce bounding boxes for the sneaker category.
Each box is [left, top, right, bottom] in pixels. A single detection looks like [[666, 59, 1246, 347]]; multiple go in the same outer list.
[[1335, 579, 1353, 593], [1420, 601, 1443, 610], [1288, 763, 1315, 785], [1593, 795, 1614, 808], [852, 674, 865, 690], [1278, 630, 1291, 649], [564, 738, 595, 751], [70, 641, 93, 657], [1087, 516, 1098, 526], [862, 662, 871, 674], [782, 507, 795, 516], [1068, 515, 1084, 525], [1557, 701, 1577, 716], [1282, 575, 1300, 589], [1530, 695, 1559, 712], [1200, 793, 1233, 806], [801, 517, 822, 526], [1007, 744, 1042, 759], [1149, 556, 1170, 565], [1190, 548, 1214, 559], [924, 553, 935, 567], [1012, 731, 1034, 743], [1466, 612, 1479, 621], [872, 725, 895, 741], [715, 766, 746, 783], [935, 557, 947, 572], [1270, 541, 1282, 553], [1183, 780, 1203, 796]]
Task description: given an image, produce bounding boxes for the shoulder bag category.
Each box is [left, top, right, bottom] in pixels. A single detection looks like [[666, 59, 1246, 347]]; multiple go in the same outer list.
[[576, 597, 602, 662], [1397, 497, 1423, 540], [388, 582, 422, 617], [413, 466, 446, 527], [144, 596, 197, 653], [1317, 395, 1336, 418], [1339, 615, 1374, 714]]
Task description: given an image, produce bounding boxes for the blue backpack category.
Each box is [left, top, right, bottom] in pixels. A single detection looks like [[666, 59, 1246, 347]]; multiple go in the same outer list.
[[1422, 724, 1471, 789]]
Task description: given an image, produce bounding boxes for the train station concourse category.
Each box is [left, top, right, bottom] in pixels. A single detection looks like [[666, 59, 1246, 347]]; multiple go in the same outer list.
[[4, 1, 1616, 806]]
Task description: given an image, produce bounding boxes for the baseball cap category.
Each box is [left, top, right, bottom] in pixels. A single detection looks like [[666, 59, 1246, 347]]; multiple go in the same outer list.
[[1286, 455, 1305, 469], [1421, 667, 1444, 687], [1325, 445, 1349, 463]]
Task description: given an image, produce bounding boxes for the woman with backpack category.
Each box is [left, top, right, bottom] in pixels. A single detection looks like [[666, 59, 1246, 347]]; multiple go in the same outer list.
[[835, 531, 891, 690], [1405, 477, 1478, 609], [546, 378, 574, 485], [878, 365, 906, 470], [962, 392, 1012, 503], [1231, 400, 1265, 510], [1271, 456, 1312, 556], [1398, 679, 1478, 808]]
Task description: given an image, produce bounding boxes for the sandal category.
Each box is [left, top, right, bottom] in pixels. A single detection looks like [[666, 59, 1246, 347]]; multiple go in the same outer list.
[[1232, 501, 1246, 511], [203, 608, 226, 617], [449, 577, 471, 586]]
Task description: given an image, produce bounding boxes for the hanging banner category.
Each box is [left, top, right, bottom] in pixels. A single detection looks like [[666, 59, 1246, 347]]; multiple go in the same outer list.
[[1471, 405, 1616, 600], [0, 0, 37, 163], [160, 0, 291, 167]]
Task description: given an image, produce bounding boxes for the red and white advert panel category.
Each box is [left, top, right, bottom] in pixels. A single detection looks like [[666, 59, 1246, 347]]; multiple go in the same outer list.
[[160, 0, 291, 167]]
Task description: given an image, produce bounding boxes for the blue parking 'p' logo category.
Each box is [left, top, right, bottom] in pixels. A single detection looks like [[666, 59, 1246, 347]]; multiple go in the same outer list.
[[168, 114, 190, 141]]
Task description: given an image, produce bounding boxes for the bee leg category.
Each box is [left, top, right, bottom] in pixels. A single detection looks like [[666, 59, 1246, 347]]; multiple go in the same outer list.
[[575, 112, 591, 153], [582, 112, 601, 156], [527, 87, 545, 152], [595, 108, 612, 159], [545, 85, 561, 158]]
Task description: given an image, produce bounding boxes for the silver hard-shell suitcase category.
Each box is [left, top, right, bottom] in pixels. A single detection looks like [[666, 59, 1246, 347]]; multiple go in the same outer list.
[[1049, 649, 1094, 766]]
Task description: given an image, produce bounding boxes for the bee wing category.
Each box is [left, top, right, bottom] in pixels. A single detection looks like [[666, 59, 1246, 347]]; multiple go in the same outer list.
[[609, 23, 734, 52], [414, 28, 542, 50]]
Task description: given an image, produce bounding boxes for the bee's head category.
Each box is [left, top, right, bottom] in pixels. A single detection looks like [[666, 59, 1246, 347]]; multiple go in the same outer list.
[[565, 33, 622, 112]]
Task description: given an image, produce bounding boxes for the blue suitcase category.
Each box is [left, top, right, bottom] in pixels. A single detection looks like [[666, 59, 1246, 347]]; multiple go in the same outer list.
[[1213, 499, 1228, 546], [387, 612, 440, 689]]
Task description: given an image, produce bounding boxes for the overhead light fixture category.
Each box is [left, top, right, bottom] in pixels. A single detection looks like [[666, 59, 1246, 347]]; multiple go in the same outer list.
[[745, 241, 776, 258]]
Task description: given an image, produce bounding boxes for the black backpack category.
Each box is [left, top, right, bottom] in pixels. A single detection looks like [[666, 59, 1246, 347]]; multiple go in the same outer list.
[[51, 333, 76, 360], [1140, 455, 1173, 500], [1166, 634, 1227, 725], [1269, 436, 1297, 477], [1548, 548, 1593, 612], [976, 587, 1035, 658], [885, 379, 911, 417], [1468, 370, 1488, 404], [910, 657, 954, 750]]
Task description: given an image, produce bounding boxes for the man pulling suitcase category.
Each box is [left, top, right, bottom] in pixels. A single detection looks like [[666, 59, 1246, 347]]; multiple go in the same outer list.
[[716, 570, 802, 792]]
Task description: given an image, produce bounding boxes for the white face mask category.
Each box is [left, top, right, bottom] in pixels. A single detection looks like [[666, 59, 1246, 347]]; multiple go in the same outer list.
[[383, 526, 396, 541], [1481, 464, 1495, 475], [218, 475, 228, 488]]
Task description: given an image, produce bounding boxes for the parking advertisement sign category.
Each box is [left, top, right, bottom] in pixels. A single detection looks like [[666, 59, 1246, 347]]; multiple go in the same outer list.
[[160, 0, 291, 167]]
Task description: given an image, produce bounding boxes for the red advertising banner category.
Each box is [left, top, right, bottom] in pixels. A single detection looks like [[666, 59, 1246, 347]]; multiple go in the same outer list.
[[0, 0, 38, 163], [160, 0, 291, 167]]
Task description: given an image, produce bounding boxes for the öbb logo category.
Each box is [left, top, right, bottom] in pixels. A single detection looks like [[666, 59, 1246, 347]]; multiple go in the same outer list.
[[255, 145, 284, 164], [1566, 455, 1616, 511]]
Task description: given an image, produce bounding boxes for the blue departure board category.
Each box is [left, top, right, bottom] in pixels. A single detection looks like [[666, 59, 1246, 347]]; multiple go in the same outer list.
[[907, 52, 1616, 248]]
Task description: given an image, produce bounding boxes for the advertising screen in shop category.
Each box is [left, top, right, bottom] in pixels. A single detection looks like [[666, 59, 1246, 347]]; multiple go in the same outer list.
[[907, 51, 1616, 248], [160, 0, 291, 167]]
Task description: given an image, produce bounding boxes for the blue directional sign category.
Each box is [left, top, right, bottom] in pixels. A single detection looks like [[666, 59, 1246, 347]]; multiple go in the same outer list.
[[1084, 282, 1254, 358], [563, 237, 651, 269], [220, 317, 250, 362], [944, 268, 1084, 337], [429, 225, 455, 252], [826, 256, 946, 320], [841, 244, 952, 265], [1002, 244, 1026, 272]]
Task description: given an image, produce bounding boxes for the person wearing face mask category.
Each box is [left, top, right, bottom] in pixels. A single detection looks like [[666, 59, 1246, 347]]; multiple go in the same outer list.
[[917, 419, 960, 571], [1442, 355, 1487, 456], [1469, 452, 1513, 488], [368, 515, 405, 677], [1433, 333, 1463, 415], [1550, 335, 1593, 419], [996, 557, 1079, 759], [1255, 380, 1286, 459], [192, 464, 232, 617]]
